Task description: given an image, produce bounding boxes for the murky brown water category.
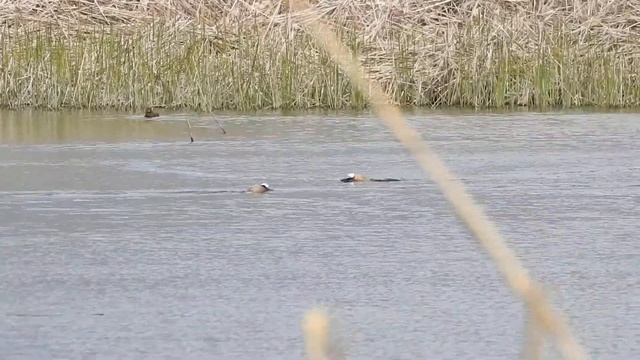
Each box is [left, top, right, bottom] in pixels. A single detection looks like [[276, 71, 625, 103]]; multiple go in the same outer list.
[[1, 109, 639, 359]]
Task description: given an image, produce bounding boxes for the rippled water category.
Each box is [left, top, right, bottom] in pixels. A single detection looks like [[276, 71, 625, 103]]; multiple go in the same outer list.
[[1, 109, 639, 359]]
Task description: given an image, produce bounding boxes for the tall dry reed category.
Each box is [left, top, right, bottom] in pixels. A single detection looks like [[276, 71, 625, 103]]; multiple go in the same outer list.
[[302, 308, 331, 360], [293, 0, 588, 359], [1, 0, 639, 110]]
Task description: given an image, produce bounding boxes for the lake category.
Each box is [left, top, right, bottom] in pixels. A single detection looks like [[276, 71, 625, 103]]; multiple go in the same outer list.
[[1, 109, 638, 359]]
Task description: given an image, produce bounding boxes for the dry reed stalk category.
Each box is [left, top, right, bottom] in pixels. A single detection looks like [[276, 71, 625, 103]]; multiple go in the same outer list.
[[302, 308, 331, 360], [290, 1, 589, 359], [523, 311, 544, 360]]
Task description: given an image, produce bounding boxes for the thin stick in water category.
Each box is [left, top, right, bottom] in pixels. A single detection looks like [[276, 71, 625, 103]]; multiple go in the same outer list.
[[215, 118, 227, 134], [186, 118, 194, 143]]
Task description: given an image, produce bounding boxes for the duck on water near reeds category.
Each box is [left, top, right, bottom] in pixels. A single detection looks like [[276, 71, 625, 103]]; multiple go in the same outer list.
[[144, 107, 159, 118], [247, 183, 272, 194], [340, 173, 401, 183]]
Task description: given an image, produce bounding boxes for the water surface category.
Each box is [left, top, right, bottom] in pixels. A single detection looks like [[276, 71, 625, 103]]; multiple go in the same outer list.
[[1, 109, 639, 359]]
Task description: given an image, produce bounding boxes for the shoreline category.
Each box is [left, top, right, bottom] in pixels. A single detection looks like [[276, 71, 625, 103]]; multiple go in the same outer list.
[[3, 106, 640, 117]]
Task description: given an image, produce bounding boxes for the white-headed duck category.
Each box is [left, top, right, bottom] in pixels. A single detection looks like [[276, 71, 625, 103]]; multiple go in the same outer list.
[[340, 173, 400, 183]]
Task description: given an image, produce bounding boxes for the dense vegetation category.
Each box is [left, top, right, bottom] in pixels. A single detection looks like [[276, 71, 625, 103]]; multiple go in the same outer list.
[[1, 0, 639, 110]]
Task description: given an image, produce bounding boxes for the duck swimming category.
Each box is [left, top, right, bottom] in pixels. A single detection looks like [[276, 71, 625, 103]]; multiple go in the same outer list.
[[144, 107, 159, 118], [247, 183, 272, 193], [340, 173, 400, 183]]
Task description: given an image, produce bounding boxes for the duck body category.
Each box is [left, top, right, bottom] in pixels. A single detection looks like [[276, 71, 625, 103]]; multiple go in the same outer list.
[[144, 107, 159, 118], [247, 183, 272, 193]]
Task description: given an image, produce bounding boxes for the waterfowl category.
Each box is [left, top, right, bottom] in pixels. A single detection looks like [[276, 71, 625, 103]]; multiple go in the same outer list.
[[144, 107, 159, 118], [340, 173, 400, 183], [340, 173, 368, 182], [247, 183, 272, 193]]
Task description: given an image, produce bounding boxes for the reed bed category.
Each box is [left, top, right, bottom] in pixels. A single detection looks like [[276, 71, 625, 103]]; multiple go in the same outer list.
[[1, 0, 639, 110]]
